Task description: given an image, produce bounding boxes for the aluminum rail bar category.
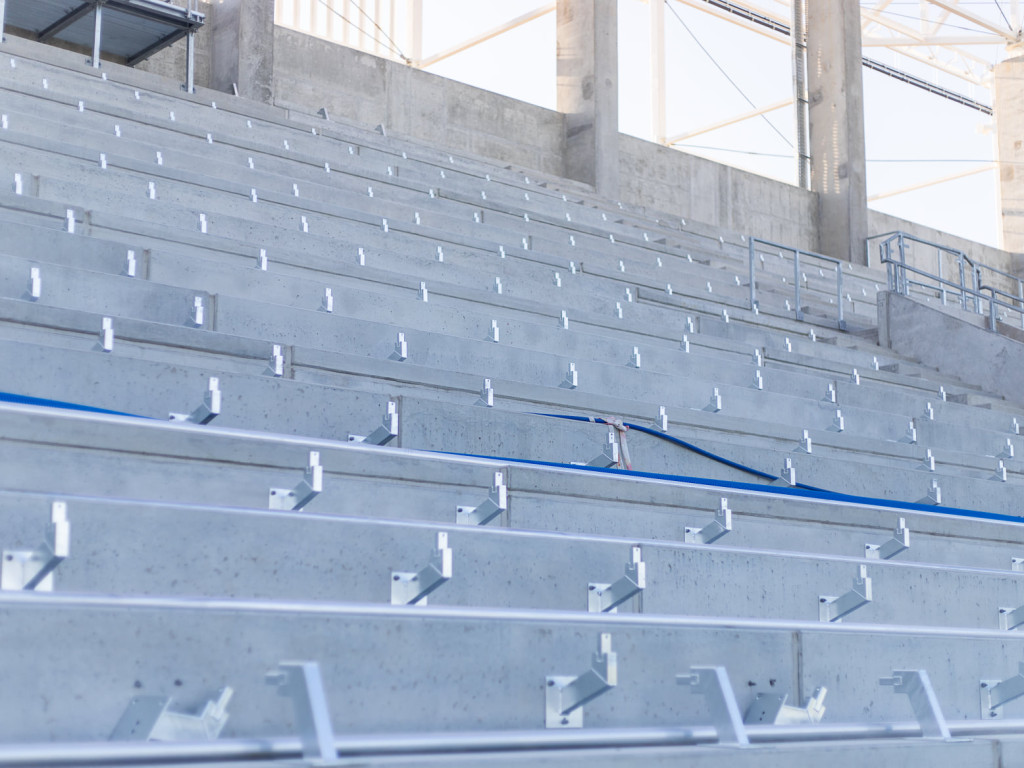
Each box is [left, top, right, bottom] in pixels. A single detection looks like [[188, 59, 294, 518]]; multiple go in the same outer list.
[[9, 719, 1024, 765], [11, 590, 1024, 641], [3, 402, 1022, 536]]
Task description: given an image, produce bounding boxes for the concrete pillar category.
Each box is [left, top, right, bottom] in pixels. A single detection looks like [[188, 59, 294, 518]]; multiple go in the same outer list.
[[556, 0, 619, 197], [994, 52, 1024, 254], [211, 0, 275, 103], [806, 0, 868, 264]]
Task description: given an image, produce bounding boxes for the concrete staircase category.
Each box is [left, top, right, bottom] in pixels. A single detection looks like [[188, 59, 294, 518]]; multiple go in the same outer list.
[[1, 33, 1023, 767]]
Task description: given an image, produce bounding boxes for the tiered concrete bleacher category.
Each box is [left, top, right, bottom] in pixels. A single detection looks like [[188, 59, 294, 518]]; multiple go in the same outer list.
[[4, 32, 1024, 766]]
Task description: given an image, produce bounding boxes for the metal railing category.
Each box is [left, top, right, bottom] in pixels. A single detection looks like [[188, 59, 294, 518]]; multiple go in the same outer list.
[[748, 237, 845, 330], [873, 231, 1024, 333]]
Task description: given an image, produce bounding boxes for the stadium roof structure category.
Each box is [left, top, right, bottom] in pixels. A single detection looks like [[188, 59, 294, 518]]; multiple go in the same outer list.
[[0, 0, 204, 86]]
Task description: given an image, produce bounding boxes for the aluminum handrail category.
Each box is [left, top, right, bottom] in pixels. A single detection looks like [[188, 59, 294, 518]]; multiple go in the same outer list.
[[8, 718, 1024, 764], [881, 253, 1024, 332], [748, 236, 845, 330]]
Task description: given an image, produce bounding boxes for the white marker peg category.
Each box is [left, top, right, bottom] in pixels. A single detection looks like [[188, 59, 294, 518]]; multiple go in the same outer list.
[[65, 209, 76, 234], [681, 334, 690, 353], [292, 183, 300, 197], [99, 317, 114, 352], [493, 277, 502, 295], [257, 249, 268, 271], [615, 302, 623, 320], [382, 218, 389, 233], [560, 310, 569, 330], [561, 362, 578, 390], [630, 347, 641, 369], [321, 288, 334, 313], [436, 246, 444, 262], [13, 173, 22, 195], [99, 153, 107, 170], [156, 151, 163, 166], [358, 247, 366, 266], [207, 133, 214, 144], [658, 406, 668, 432], [476, 378, 494, 408], [1, 115, 7, 130], [27, 267, 41, 300], [198, 213, 208, 234], [267, 345, 284, 377], [300, 216, 309, 233], [124, 250, 137, 278], [419, 282, 429, 302], [250, 188, 258, 203], [389, 333, 408, 362], [147, 182, 156, 200], [114, 124, 122, 138], [554, 272, 562, 288], [489, 320, 500, 343], [190, 297, 205, 327]]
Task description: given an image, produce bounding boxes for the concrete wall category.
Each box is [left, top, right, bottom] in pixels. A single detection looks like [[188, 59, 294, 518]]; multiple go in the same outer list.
[[878, 290, 1024, 407], [270, 27, 567, 177], [619, 135, 819, 250], [135, 1, 214, 88]]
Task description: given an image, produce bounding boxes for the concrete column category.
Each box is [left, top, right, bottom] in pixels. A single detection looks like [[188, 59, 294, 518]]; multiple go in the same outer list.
[[211, 0, 275, 103], [806, 0, 868, 264], [994, 52, 1024, 254], [557, 0, 619, 197]]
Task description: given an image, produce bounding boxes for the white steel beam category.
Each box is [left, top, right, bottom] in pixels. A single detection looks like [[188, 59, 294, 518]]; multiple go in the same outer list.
[[924, 0, 1018, 41], [418, 3, 556, 68], [667, 98, 792, 144], [868, 163, 995, 202], [862, 35, 1004, 47]]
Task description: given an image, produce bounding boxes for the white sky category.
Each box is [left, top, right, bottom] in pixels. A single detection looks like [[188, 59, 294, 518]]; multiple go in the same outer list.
[[280, 0, 1007, 249]]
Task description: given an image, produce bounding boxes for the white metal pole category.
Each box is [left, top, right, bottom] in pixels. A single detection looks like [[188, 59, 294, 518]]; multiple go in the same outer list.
[[407, 0, 422, 65], [92, 2, 103, 68], [0, 0, 7, 43], [650, 0, 666, 144]]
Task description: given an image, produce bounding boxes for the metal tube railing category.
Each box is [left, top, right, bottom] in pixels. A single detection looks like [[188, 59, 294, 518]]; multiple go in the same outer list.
[[877, 231, 1024, 332], [748, 237, 846, 330], [9, 717, 1024, 765]]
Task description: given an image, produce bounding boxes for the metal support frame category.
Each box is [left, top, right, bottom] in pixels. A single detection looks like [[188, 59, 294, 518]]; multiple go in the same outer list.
[[982, 662, 1024, 719], [819, 565, 872, 622], [678, 666, 748, 745], [347, 400, 399, 446], [1000, 602, 1024, 631], [865, 517, 910, 560], [2, 501, 69, 591], [545, 633, 617, 728], [880, 669, 952, 739], [92, 1, 104, 69], [110, 688, 232, 741], [266, 662, 337, 761], [168, 377, 221, 424], [575, 432, 620, 468], [744, 686, 826, 725], [588, 545, 645, 613], [685, 497, 733, 544], [0, 0, 6, 41], [791, 0, 810, 190], [268, 451, 323, 511], [390, 532, 452, 606], [456, 471, 507, 526]]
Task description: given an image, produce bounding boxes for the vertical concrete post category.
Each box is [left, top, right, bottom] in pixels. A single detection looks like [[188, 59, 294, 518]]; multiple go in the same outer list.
[[806, 0, 869, 264], [211, 0, 275, 103], [994, 50, 1024, 254], [557, 0, 619, 197]]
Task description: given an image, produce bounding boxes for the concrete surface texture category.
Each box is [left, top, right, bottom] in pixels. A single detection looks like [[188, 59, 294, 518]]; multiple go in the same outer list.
[[3, 21, 1024, 768]]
